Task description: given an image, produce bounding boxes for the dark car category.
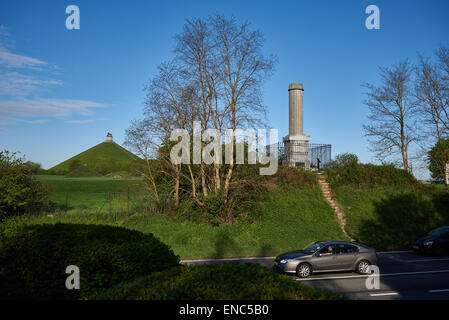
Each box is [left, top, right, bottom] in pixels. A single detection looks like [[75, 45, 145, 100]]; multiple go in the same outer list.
[[272, 241, 378, 278], [413, 226, 449, 256]]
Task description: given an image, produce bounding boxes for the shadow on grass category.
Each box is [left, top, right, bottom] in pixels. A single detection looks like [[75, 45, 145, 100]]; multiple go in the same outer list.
[[213, 229, 238, 258], [357, 192, 449, 250], [212, 229, 276, 258]]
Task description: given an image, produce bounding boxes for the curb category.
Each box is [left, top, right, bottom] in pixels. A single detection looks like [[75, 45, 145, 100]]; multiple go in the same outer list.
[[181, 256, 276, 263], [180, 250, 415, 263]]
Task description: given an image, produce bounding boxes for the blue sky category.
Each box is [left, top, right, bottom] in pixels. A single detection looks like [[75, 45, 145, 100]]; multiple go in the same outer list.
[[1, 0, 448, 178]]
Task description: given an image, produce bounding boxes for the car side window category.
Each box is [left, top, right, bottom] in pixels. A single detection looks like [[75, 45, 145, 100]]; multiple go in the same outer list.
[[335, 244, 346, 254], [344, 244, 359, 253], [319, 245, 336, 255]]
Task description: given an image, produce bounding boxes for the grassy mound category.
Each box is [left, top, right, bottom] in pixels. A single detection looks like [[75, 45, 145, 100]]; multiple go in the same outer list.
[[87, 262, 343, 300], [0, 223, 179, 299], [49, 141, 141, 175], [65, 165, 102, 177]]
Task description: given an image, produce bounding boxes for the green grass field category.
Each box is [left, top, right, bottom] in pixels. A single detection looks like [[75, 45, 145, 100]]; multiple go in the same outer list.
[[14, 174, 348, 259], [36, 175, 145, 214]]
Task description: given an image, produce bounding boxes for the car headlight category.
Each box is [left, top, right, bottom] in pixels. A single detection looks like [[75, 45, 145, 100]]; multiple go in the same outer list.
[[280, 259, 292, 264], [424, 241, 433, 246]]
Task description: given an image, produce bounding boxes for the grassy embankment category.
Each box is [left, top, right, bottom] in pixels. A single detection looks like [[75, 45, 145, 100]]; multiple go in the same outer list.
[[6, 172, 349, 259], [326, 164, 449, 251]]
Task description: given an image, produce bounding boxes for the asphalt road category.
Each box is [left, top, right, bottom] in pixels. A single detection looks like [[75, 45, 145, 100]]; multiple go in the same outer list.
[[181, 251, 449, 300]]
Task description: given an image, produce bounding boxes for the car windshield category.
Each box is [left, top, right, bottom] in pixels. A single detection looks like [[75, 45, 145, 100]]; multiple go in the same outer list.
[[429, 227, 449, 237], [304, 242, 324, 253]]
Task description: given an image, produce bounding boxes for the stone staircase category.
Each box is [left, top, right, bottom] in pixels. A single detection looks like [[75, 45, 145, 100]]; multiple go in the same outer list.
[[316, 173, 354, 241]]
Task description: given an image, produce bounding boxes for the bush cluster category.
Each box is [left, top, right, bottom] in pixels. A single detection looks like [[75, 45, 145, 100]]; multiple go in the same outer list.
[[0, 223, 180, 299], [0, 151, 49, 220], [87, 262, 343, 300], [326, 162, 417, 188]]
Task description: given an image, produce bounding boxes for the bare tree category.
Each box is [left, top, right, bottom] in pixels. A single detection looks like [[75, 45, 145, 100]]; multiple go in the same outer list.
[[173, 15, 276, 200], [363, 60, 420, 171], [127, 14, 275, 218], [210, 14, 276, 199], [415, 44, 449, 141]]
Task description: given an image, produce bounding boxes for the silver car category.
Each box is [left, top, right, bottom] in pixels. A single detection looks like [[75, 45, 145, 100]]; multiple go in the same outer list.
[[272, 241, 378, 278]]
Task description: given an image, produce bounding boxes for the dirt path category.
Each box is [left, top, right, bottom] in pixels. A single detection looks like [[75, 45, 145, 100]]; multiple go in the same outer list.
[[316, 173, 354, 241]]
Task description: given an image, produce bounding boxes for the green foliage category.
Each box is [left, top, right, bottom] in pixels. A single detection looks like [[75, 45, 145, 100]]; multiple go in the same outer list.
[[87, 262, 343, 300], [332, 153, 359, 167], [9, 182, 348, 259], [69, 159, 82, 173], [267, 166, 317, 189], [0, 151, 49, 220], [326, 162, 417, 188], [65, 165, 102, 178], [0, 223, 180, 299], [334, 185, 449, 250], [428, 138, 449, 182], [23, 161, 44, 174]]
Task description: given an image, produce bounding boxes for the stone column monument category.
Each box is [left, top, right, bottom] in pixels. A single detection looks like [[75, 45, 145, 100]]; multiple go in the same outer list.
[[283, 83, 310, 168]]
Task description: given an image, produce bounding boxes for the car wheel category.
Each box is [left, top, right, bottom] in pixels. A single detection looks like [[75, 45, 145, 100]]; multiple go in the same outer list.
[[356, 260, 371, 274], [296, 263, 312, 278]]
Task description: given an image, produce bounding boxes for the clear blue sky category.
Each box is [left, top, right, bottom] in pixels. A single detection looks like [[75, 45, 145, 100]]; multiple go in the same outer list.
[[1, 0, 448, 178]]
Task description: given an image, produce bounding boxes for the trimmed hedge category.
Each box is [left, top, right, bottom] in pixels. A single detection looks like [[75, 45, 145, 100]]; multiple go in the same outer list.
[[0, 223, 179, 299], [87, 262, 343, 300]]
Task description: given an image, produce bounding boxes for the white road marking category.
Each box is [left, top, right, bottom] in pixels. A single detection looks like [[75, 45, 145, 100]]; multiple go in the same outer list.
[[428, 289, 449, 293], [296, 269, 449, 281], [369, 292, 398, 297]]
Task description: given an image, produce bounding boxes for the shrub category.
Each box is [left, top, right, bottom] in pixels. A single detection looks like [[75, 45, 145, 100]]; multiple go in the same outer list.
[[326, 162, 417, 188], [0, 223, 180, 299], [0, 151, 50, 220], [332, 153, 359, 167], [428, 138, 449, 182], [87, 262, 343, 300], [68, 159, 82, 173]]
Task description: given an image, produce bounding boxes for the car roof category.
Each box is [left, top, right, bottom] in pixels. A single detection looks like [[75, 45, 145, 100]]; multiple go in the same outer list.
[[318, 240, 371, 248]]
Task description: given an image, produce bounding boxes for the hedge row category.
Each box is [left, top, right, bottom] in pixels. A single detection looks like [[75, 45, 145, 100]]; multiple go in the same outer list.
[[87, 262, 344, 300], [326, 163, 418, 188], [0, 223, 180, 299]]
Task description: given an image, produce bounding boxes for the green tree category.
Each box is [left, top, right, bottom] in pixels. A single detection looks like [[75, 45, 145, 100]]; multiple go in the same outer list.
[[428, 138, 449, 182], [333, 153, 359, 167], [0, 150, 50, 219]]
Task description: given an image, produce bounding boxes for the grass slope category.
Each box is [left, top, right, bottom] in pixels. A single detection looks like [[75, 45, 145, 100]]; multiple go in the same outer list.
[[65, 165, 102, 177], [334, 185, 449, 250], [49, 142, 140, 173], [18, 174, 348, 259], [326, 163, 449, 250]]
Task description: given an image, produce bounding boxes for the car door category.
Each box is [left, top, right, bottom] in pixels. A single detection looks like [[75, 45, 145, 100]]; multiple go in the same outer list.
[[313, 244, 338, 271], [333, 244, 359, 270]]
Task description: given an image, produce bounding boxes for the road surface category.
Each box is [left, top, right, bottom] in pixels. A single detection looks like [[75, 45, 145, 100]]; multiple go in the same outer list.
[[181, 251, 449, 300]]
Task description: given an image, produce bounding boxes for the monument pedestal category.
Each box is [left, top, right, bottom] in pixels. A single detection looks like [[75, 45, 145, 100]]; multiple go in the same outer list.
[[283, 134, 311, 169]]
